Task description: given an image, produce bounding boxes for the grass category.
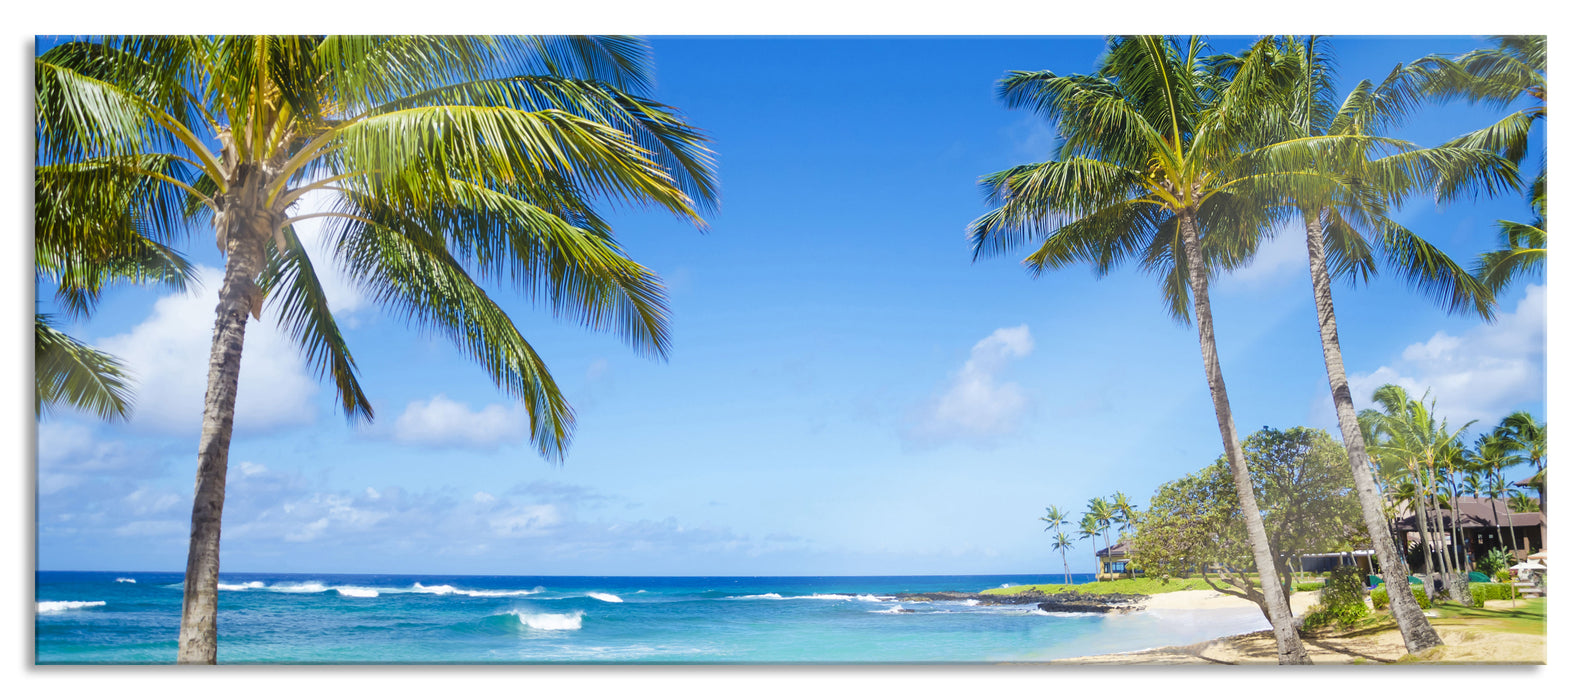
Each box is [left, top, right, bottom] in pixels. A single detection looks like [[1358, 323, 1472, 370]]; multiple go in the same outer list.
[[979, 578, 1213, 597], [1429, 598, 1547, 636]]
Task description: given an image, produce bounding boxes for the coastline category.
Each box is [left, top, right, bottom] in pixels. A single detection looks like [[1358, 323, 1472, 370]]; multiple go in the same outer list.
[[1049, 590, 1546, 664]]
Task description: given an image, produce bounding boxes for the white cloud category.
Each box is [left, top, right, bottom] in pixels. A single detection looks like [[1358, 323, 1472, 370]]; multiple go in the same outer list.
[[96, 265, 320, 435], [907, 325, 1035, 445], [389, 394, 528, 450], [1350, 284, 1546, 426], [1221, 221, 1309, 290]]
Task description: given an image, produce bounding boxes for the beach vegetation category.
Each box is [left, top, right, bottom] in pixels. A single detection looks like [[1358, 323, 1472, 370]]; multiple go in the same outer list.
[[36, 34, 716, 663], [1371, 584, 1432, 611], [1132, 426, 1362, 625], [1300, 566, 1369, 631]]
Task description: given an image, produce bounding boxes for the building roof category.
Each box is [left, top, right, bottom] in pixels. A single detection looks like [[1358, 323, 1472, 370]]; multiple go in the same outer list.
[[1096, 540, 1133, 558], [1394, 497, 1545, 530]]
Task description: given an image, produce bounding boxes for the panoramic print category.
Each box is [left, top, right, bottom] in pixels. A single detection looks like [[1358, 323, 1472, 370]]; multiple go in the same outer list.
[[34, 34, 1546, 664]]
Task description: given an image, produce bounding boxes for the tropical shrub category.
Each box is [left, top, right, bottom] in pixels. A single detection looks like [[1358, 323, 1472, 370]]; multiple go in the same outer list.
[[1372, 584, 1431, 610], [1294, 582, 1326, 592], [1302, 566, 1369, 630], [1476, 548, 1515, 577]]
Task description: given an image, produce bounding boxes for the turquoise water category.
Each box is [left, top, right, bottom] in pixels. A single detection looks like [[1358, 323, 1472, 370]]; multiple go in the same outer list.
[[35, 571, 1273, 664]]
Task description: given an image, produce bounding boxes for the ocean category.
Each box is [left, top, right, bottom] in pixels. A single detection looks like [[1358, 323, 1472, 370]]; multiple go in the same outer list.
[[35, 571, 1273, 664]]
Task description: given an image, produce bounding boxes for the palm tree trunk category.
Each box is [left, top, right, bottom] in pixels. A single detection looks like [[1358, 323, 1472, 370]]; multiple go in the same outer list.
[[1306, 219, 1442, 648], [1409, 467, 1437, 584], [1090, 539, 1098, 581], [176, 196, 272, 664], [1445, 480, 1472, 604], [1179, 211, 1310, 664], [1062, 551, 1071, 585]]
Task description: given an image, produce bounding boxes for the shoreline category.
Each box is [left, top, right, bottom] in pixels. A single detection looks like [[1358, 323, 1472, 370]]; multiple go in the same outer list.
[[1048, 591, 1546, 664]]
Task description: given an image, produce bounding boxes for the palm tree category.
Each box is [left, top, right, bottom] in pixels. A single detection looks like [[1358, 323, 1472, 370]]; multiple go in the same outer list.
[[1484, 465, 1522, 551], [1052, 532, 1075, 585], [1040, 504, 1073, 584], [35, 155, 197, 419], [1078, 513, 1102, 579], [971, 36, 1316, 663], [1252, 36, 1520, 652], [1495, 410, 1546, 512], [1086, 496, 1115, 568], [1361, 385, 1476, 605], [37, 35, 716, 664]]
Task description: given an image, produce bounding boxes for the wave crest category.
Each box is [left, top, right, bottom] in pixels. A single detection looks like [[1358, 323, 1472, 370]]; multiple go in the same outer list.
[[39, 601, 105, 613], [515, 610, 583, 630], [587, 592, 622, 603]]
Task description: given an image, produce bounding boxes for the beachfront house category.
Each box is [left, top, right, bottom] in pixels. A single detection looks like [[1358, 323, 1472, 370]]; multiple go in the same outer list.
[[1392, 496, 1546, 566], [1095, 540, 1136, 580]]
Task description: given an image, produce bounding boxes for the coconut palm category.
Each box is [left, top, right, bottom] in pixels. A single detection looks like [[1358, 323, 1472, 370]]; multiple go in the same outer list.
[[1252, 35, 1519, 654], [36, 35, 716, 663], [35, 155, 197, 419], [1086, 496, 1115, 564], [971, 35, 1318, 663], [1110, 491, 1137, 537]]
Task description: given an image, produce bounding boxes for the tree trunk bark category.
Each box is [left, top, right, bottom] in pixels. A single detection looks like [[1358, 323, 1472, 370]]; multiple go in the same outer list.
[[1062, 551, 1071, 585], [1445, 478, 1473, 604], [176, 188, 272, 664], [1409, 467, 1438, 590], [1178, 210, 1310, 664]]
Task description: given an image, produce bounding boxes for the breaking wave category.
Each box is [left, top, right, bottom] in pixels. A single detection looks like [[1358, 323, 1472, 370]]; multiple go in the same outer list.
[[39, 601, 105, 613], [514, 610, 583, 630], [114, 577, 136, 584], [587, 592, 622, 603]]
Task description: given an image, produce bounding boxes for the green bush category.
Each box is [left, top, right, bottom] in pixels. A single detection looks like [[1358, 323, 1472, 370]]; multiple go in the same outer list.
[[1294, 581, 1325, 592], [1476, 548, 1515, 578], [1470, 582, 1516, 608], [1303, 566, 1370, 630], [1371, 584, 1431, 611]]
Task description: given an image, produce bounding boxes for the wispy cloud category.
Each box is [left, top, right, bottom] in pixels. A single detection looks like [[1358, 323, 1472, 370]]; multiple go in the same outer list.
[[1350, 284, 1546, 426], [906, 325, 1035, 446], [387, 395, 528, 450]]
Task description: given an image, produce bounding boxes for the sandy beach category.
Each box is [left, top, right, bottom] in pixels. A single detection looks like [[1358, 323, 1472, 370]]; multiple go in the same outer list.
[[1052, 591, 1546, 664]]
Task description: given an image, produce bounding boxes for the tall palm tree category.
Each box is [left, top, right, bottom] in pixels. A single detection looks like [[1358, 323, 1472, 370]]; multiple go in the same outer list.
[[1485, 467, 1522, 551], [1086, 496, 1115, 567], [1110, 491, 1136, 536], [972, 36, 1320, 663], [36, 35, 716, 664], [1253, 36, 1519, 651], [1040, 504, 1073, 584]]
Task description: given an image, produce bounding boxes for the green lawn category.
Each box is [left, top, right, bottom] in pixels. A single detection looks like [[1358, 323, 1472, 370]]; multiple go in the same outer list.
[[979, 578, 1214, 597], [1430, 598, 1547, 636]]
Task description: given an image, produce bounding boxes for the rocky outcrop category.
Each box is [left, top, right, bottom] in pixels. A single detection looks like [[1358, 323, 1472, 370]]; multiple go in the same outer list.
[[893, 590, 1144, 613]]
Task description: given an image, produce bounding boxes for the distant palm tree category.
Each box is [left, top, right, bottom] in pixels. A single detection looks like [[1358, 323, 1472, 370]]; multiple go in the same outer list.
[[1110, 491, 1137, 537], [1508, 493, 1540, 514], [1040, 504, 1072, 584], [1052, 531, 1075, 585], [37, 35, 716, 663], [1078, 513, 1102, 579], [1495, 411, 1546, 512], [970, 36, 1328, 663], [1086, 497, 1115, 565]]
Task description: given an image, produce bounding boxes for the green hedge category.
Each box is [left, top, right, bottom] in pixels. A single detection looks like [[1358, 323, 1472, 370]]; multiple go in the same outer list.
[[1470, 583, 1516, 608], [1294, 582, 1325, 592], [1371, 584, 1431, 610]]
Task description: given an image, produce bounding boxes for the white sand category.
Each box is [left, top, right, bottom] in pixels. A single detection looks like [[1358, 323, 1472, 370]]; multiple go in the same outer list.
[[1141, 588, 1321, 614]]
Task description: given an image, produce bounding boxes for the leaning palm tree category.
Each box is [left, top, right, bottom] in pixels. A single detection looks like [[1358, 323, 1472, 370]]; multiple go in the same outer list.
[[1252, 34, 1519, 655], [1086, 496, 1115, 567], [36, 35, 716, 664], [971, 35, 1317, 663]]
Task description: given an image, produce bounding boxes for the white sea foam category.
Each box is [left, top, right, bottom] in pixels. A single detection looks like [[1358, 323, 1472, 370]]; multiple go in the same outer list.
[[38, 601, 105, 613], [268, 582, 328, 593], [1029, 609, 1100, 618], [410, 583, 543, 597], [854, 594, 885, 602], [795, 594, 851, 600], [587, 592, 622, 603], [875, 605, 912, 614], [515, 611, 583, 630], [729, 593, 783, 600], [334, 586, 379, 598], [217, 581, 266, 591], [114, 577, 136, 584]]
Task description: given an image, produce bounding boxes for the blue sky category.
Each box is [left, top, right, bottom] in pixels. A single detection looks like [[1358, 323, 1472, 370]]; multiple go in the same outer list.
[[35, 35, 1547, 577]]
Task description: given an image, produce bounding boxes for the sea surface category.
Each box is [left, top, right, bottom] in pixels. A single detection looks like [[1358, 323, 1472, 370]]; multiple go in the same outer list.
[[36, 571, 1273, 664]]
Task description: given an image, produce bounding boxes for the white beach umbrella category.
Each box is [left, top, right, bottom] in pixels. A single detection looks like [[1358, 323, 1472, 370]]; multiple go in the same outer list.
[[1511, 561, 1547, 571]]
